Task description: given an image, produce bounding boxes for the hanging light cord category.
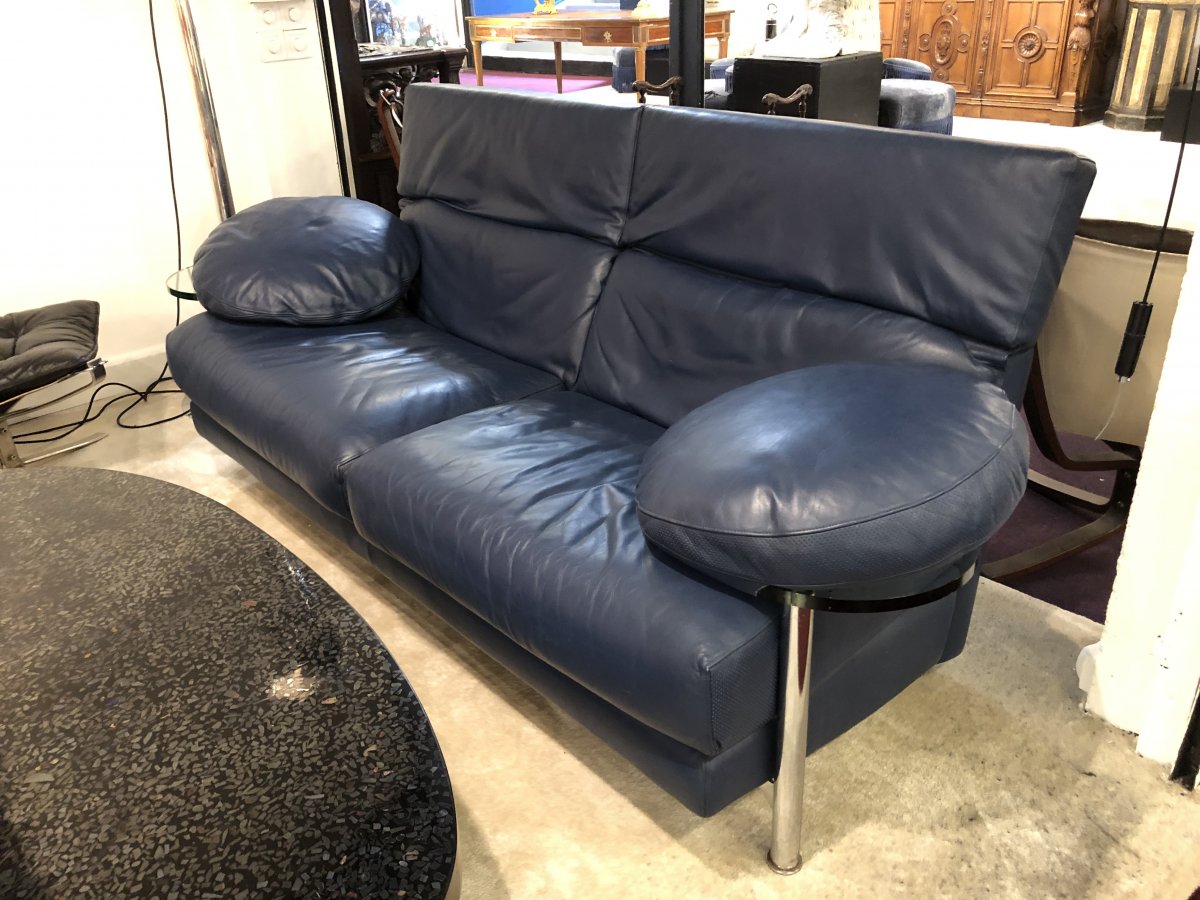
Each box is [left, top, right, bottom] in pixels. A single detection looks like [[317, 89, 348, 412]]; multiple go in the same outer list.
[[1111, 56, 1199, 387], [1142, 57, 1200, 306]]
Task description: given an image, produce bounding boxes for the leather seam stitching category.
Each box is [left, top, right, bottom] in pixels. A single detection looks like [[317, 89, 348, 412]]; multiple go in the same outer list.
[[616, 105, 645, 248], [199, 290, 403, 324], [637, 412, 1018, 538], [332, 381, 564, 482], [571, 107, 644, 390]]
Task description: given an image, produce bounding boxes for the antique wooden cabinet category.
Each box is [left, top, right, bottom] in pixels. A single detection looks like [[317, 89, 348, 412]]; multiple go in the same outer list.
[[880, 0, 1127, 124]]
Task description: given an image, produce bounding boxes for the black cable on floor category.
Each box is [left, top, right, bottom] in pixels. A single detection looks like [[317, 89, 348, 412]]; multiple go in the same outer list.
[[16, 0, 191, 445]]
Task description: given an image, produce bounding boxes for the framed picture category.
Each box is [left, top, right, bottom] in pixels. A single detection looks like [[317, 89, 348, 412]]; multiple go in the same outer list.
[[363, 0, 464, 49]]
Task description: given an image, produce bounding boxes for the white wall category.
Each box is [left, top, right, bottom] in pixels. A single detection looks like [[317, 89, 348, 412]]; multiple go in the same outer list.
[[1081, 231, 1200, 768], [0, 1, 342, 365]]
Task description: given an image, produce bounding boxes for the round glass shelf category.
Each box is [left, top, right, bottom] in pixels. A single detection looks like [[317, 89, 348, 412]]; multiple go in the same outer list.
[[166, 267, 198, 301]]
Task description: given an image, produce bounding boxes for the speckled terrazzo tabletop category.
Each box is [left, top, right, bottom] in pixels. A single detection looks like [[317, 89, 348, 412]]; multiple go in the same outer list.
[[0, 467, 455, 899]]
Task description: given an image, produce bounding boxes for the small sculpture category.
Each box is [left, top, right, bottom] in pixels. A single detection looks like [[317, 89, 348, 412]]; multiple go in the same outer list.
[[533, 0, 557, 14], [756, 0, 881, 59]]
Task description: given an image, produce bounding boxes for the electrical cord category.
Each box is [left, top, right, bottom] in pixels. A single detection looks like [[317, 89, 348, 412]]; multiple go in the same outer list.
[[1112, 56, 1199, 383], [15, 0, 190, 445], [1092, 57, 1199, 443], [1094, 381, 1124, 442]]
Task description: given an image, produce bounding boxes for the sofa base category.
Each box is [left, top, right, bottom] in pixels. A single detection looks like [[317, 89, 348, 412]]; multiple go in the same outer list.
[[188, 403, 978, 818]]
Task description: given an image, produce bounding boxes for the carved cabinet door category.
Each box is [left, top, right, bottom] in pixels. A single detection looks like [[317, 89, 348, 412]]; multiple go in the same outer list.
[[893, 0, 986, 93], [981, 0, 1073, 98]]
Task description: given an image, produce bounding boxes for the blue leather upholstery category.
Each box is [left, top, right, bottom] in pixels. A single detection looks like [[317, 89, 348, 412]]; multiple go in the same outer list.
[[362, 513, 970, 816], [708, 57, 736, 89], [345, 391, 779, 756], [166, 310, 560, 515], [403, 199, 614, 383], [167, 86, 1097, 819], [574, 248, 989, 426], [611, 46, 671, 94], [396, 88, 639, 246], [192, 197, 417, 325], [636, 363, 1028, 594], [625, 106, 1094, 358]]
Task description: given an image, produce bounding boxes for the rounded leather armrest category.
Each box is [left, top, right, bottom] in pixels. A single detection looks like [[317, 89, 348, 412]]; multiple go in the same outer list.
[[635, 363, 1029, 595]]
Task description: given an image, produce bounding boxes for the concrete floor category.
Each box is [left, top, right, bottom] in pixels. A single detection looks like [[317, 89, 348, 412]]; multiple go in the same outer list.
[[14, 389, 1199, 899]]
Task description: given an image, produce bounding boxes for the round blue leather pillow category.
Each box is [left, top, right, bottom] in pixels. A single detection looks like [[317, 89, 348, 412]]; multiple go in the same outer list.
[[192, 196, 419, 325], [636, 363, 1028, 594]]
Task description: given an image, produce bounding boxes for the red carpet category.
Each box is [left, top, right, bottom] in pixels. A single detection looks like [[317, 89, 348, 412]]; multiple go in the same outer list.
[[460, 70, 610, 93]]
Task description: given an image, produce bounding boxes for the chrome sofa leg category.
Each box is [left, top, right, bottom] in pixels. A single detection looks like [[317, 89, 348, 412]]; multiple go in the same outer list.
[[768, 595, 815, 875]]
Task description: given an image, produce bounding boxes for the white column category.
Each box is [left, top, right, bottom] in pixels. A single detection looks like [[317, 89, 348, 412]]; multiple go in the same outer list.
[[1079, 226, 1200, 769]]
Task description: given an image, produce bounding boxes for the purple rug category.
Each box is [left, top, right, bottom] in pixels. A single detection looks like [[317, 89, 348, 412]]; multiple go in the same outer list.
[[462, 70, 611, 93], [982, 421, 1124, 624]]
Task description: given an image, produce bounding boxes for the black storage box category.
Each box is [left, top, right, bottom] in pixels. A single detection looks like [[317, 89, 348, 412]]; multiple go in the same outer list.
[[730, 52, 882, 124]]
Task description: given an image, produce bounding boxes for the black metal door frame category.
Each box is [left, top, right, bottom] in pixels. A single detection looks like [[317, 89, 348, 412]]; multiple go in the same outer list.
[[669, 0, 705, 107]]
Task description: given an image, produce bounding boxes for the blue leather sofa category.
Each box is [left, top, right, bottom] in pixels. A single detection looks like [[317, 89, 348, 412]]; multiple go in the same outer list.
[[167, 85, 1095, 868]]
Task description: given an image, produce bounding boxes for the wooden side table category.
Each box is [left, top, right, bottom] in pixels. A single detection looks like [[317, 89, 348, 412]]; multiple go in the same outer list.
[[465, 10, 732, 94]]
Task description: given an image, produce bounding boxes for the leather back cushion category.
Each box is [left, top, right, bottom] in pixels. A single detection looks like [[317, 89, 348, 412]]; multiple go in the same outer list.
[[575, 250, 989, 426], [624, 107, 1095, 354], [398, 85, 641, 245], [405, 200, 614, 383]]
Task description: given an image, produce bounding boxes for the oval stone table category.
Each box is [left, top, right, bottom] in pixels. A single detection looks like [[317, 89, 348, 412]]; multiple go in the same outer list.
[[0, 467, 456, 898]]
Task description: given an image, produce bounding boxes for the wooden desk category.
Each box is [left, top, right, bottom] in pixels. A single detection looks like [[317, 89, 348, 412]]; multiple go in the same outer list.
[[466, 9, 732, 93]]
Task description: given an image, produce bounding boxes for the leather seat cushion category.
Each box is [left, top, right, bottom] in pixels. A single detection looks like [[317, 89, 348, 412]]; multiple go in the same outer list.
[[191, 197, 419, 325], [637, 363, 1029, 593], [0, 300, 100, 404], [166, 311, 561, 515], [343, 391, 780, 757]]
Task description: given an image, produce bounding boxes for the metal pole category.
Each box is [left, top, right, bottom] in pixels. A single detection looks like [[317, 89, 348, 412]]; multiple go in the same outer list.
[[768, 597, 814, 875], [669, 0, 705, 107], [174, 0, 235, 220]]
